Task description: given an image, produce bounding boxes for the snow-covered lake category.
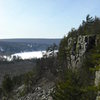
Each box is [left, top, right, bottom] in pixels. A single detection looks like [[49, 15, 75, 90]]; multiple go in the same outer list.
[[3, 51, 45, 61], [3, 50, 58, 61], [12, 51, 46, 59]]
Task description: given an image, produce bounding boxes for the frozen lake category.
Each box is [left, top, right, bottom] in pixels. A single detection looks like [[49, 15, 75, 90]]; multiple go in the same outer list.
[[3, 51, 46, 61], [12, 51, 46, 59], [3, 50, 58, 61]]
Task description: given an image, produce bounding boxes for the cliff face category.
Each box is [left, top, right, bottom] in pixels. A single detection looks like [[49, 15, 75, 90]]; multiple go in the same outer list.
[[67, 35, 96, 68], [66, 34, 100, 100]]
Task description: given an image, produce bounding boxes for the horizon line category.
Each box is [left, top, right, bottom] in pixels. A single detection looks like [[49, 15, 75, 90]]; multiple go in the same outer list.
[[0, 37, 62, 40]]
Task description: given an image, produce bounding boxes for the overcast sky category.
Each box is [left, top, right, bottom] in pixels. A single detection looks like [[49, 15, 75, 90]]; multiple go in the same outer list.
[[0, 0, 100, 39]]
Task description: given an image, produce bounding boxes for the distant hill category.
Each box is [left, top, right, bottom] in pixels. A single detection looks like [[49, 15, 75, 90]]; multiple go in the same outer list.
[[0, 38, 61, 44], [0, 38, 61, 55]]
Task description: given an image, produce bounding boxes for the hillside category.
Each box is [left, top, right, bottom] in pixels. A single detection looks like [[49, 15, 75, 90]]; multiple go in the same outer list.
[[54, 15, 100, 100], [0, 15, 100, 100]]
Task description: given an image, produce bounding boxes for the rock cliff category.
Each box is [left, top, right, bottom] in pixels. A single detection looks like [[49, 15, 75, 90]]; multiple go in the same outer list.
[[67, 35, 96, 68], [67, 34, 100, 100]]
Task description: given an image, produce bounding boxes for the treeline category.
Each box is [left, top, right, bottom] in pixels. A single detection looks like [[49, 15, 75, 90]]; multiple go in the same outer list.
[[67, 14, 100, 38]]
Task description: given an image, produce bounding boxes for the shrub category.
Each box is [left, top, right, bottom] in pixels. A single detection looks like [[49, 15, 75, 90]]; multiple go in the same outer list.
[[2, 74, 13, 96]]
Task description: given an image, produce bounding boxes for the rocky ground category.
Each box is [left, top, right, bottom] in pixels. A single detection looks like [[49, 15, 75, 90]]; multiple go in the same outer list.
[[12, 77, 54, 100]]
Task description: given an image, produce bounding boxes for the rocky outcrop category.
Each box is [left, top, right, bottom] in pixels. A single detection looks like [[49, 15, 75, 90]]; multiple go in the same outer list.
[[67, 35, 96, 68], [67, 34, 100, 100], [13, 77, 54, 100], [95, 70, 100, 100]]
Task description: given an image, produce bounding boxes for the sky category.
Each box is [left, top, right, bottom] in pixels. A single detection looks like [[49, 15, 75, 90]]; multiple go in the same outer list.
[[0, 0, 100, 39]]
